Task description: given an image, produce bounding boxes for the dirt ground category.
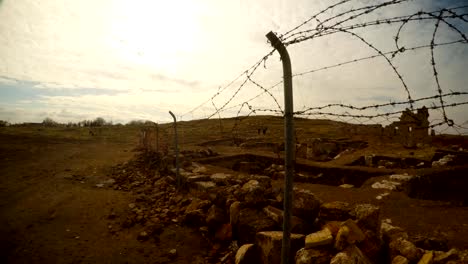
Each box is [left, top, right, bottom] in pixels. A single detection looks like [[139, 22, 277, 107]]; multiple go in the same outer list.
[[0, 131, 208, 264], [1, 120, 467, 263]]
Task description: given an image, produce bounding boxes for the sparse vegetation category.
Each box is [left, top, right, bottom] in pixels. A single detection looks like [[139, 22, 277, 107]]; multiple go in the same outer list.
[[42, 117, 58, 127], [0, 120, 8, 127]]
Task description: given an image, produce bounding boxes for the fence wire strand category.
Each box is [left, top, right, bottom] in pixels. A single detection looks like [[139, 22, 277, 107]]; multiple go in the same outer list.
[[180, 1, 468, 136]]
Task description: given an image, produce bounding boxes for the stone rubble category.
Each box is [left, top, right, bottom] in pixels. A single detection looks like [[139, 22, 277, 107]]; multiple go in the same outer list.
[[107, 151, 467, 264]]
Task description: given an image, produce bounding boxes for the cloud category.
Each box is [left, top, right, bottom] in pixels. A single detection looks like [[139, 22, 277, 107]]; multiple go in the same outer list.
[[0, 76, 18, 85], [149, 73, 200, 88], [0, 0, 466, 133]]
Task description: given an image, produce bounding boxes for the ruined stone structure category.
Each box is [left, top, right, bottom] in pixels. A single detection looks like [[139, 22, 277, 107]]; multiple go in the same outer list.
[[384, 106, 430, 147]]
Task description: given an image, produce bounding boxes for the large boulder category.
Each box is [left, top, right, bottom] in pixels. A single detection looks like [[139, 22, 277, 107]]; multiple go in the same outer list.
[[256, 231, 305, 264], [334, 220, 366, 251], [263, 205, 310, 234], [319, 201, 352, 222], [239, 179, 271, 206], [305, 228, 333, 248], [235, 244, 260, 264], [292, 189, 322, 222]]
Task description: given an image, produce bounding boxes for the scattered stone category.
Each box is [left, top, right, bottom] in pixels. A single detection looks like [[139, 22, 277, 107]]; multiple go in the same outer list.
[[193, 166, 208, 174], [168, 248, 177, 259], [319, 201, 352, 221], [432, 155, 455, 167], [323, 221, 342, 237], [251, 175, 272, 186], [263, 205, 283, 223], [237, 208, 277, 244], [190, 181, 216, 192], [330, 245, 372, 264], [230, 201, 241, 227], [235, 244, 260, 264], [206, 204, 227, 229], [262, 205, 309, 234], [434, 248, 459, 263], [295, 248, 333, 264], [341, 219, 365, 244], [358, 230, 383, 263], [292, 189, 322, 221], [389, 174, 414, 181], [128, 203, 136, 209], [392, 255, 410, 264], [371, 180, 401, 190], [351, 204, 380, 232], [210, 173, 231, 185], [376, 192, 390, 200], [335, 225, 350, 251], [137, 231, 149, 241], [381, 220, 408, 242], [186, 175, 211, 183], [411, 235, 448, 251], [256, 231, 305, 264], [241, 180, 268, 206], [305, 228, 333, 248], [185, 198, 211, 213], [389, 238, 423, 262], [418, 251, 434, 264]]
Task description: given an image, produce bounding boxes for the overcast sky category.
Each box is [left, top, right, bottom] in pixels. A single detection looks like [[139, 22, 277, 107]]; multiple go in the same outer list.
[[0, 0, 467, 132]]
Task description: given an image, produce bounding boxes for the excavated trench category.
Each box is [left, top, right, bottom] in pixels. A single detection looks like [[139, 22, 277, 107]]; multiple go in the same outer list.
[[196, 154, 389, 187], [404, 166, 468, 205], [197, 154, 468, 204]]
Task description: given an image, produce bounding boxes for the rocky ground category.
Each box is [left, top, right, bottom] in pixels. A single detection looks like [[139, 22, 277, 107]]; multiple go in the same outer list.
[[1, 122, 467, 264], [105, 149, 468, 264]]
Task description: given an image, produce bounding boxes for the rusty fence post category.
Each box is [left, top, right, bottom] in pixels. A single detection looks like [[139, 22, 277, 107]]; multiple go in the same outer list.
[[266, 31, 295, 264], [169, 111, 180, 190]]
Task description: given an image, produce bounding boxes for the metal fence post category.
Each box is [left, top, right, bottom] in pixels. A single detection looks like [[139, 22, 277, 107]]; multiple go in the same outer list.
[[266, 31, 295, 264], [169, 111, 180, 190], [155, 123, 159, 152]]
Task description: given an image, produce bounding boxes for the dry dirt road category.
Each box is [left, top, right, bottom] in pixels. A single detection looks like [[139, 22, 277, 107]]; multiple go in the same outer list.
[[0, 133, 207, 264]]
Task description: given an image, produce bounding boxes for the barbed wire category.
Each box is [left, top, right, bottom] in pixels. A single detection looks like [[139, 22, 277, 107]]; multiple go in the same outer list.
[[286, 6, 468, 43], [216, 39, 465, 117], [294, 92, 468, 114], [181, 1, 468, 136]]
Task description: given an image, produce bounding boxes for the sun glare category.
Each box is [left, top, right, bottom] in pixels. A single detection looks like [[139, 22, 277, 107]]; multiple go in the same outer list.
[[108, 0, 202, 73]]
